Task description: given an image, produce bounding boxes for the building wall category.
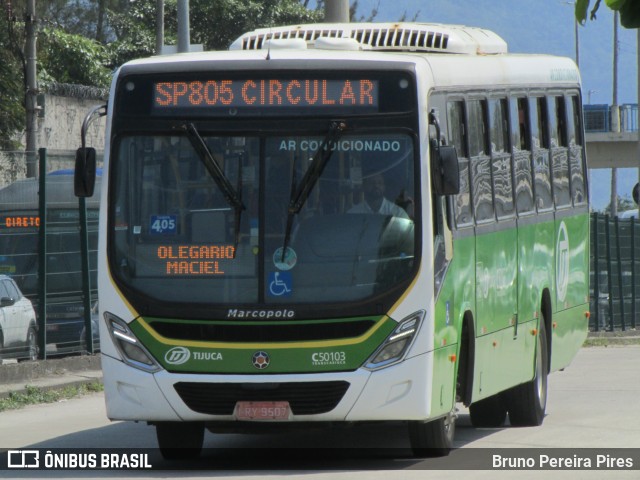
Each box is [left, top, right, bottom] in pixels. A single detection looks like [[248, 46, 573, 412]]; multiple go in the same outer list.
[[37, 94, 106, 153], [0, 94, 106, 187]]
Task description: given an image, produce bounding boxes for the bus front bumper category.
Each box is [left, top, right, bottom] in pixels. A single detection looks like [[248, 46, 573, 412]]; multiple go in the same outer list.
[[102, 352, 434, 423]]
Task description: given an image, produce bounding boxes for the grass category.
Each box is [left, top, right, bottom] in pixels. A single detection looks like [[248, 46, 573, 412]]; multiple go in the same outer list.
[[583, 336, 640, 347], [0, 382, 103, 412]]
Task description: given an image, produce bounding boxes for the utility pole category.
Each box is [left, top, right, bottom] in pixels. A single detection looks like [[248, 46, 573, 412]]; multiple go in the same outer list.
[[610, 11, 619, 217], [177, 0, 190, 53], [96, 0, 106, 42], [564, 2, 579, 67], [324, 0, 349, 23], [25, 0, 38, 178], [156, 0, 165, 55], [574, 9, 580, 68]]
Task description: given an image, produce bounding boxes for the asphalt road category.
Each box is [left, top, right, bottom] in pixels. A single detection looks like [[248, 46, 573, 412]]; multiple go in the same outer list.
[[1, 346, 639, 479]]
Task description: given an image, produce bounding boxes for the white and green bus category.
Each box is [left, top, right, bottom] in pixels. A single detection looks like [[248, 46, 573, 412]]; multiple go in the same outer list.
[[75, 22, 590, 458]]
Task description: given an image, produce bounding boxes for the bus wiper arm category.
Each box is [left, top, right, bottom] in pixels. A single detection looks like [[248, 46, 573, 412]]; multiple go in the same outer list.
[[183, 123, 245, 257], [280, 120, 346, 261], [183, 123, 245, 211], [288, 121, 346, 215]]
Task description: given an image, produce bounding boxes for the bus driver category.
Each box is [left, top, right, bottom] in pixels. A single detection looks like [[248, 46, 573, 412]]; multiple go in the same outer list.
[[349, 173, 409, 219]]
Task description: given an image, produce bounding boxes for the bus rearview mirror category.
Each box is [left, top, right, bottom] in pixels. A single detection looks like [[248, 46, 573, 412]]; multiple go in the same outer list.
[[431, 142, 460, 196], [75, 147, 97, 197]]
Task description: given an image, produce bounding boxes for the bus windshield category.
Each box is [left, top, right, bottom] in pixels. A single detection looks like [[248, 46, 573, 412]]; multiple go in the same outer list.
[[111, 130, 417, 314]]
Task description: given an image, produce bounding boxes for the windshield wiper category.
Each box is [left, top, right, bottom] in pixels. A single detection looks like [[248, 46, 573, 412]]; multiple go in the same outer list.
[[280, 120, 346, 261], [182, 123, 245, 255]]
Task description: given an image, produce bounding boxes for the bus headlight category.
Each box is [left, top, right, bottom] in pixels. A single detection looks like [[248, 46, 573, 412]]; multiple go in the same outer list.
[[105, 313, 161, 373], [365, 311, 424, 371]]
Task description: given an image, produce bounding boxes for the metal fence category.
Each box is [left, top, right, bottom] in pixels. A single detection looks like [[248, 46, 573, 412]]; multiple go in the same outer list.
[[590, 213, 640, 331], [584, 104, 611, 133], [584, 103, 639, 133], [620, 104, 638, 132], [0, 149, 99, 361]]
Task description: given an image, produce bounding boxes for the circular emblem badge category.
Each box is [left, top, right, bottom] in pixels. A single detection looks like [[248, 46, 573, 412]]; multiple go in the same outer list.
[[252, 351, 270, 370], [273, 247, 297, 271], [164, 346, 190, 365]]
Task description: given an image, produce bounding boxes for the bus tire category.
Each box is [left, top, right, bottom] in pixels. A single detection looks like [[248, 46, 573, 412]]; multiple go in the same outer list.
[[505, 320, 548, 426], [469, 393, 507, 427], [156, 422, 204, 460], [408, 409, 456, 457]]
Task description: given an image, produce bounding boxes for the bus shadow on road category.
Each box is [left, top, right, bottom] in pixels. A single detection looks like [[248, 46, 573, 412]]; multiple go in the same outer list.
[[22, 412, 507, 471]]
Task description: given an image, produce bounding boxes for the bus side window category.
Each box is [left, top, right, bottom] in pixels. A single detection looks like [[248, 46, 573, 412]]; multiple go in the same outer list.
[[490, 98, 514, 219], [551, 96, 571, 208], [447, 100, 473, 228], [468, 99, 494, 223], [567, 94, 587, 206], [511, 97, 534, 216], [531, 97, 553, 212]]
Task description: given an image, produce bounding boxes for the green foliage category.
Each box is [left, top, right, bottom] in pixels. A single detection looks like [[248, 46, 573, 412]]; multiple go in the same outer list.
[[189, 0, 322, 51], [576, 0, 640, 28], [107, 0, 177, 66], [0, 0, 324, 145], [0, 13, 24, 150], [107, 0, 323, 68], [39, 28, 113, 89], [0, 382, 104, 412]]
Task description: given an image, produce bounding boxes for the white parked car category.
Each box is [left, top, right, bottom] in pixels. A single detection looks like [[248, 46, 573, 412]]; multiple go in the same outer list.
[[619, 209, 638, 219], [0, 275, 38, 363]]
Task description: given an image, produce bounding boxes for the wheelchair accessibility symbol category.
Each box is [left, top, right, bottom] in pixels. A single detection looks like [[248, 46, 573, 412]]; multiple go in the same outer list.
[[268, 271, 292, 297]]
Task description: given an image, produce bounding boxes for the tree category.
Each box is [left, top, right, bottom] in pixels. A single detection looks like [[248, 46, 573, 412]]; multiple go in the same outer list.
[[604, 195, 636, 215], [576, 0, 640, 28], [39, 28, 112, 89], [0, 22, 23, 150], [106, 0, 323, 63], [2, 0, 395, 150]]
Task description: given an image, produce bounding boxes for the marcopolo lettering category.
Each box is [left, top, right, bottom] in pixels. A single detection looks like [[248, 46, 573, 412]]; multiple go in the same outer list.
[[227, 309, 295, 319]]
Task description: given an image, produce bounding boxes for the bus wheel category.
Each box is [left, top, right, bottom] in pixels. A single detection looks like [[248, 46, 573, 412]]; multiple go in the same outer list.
[[408, 409, 456, 457], [156, 422, 204, 460], [505, 321, 548, 426], [469, 393, 507, 427]]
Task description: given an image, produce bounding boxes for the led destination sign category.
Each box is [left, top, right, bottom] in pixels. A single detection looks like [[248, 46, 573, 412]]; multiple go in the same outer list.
[[157, 244, 235, 275], [153, 79, 379, 111], [3, 215, 40, 228], [1, 210, 99, 229]]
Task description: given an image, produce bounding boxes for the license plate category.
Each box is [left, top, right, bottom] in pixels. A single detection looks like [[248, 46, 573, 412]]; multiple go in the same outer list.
[[234, 401, 291, 421]]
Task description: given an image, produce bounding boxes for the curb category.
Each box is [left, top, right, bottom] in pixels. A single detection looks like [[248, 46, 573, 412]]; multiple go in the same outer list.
[[585, 329, 640, 346], [0, 355, 102, 399], [0, 355, 101, 383]]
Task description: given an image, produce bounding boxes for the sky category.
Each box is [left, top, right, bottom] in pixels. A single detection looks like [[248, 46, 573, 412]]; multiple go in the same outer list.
[[311, 0, 640, 210], [342, 0, 639, 105]]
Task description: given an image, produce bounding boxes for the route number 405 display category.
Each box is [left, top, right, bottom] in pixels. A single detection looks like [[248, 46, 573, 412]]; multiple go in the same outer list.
[[150, 215, 177, 235]]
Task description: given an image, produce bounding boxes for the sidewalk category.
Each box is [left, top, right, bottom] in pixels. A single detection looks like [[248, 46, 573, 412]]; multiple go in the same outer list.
[[0, 355, 102, 399]]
